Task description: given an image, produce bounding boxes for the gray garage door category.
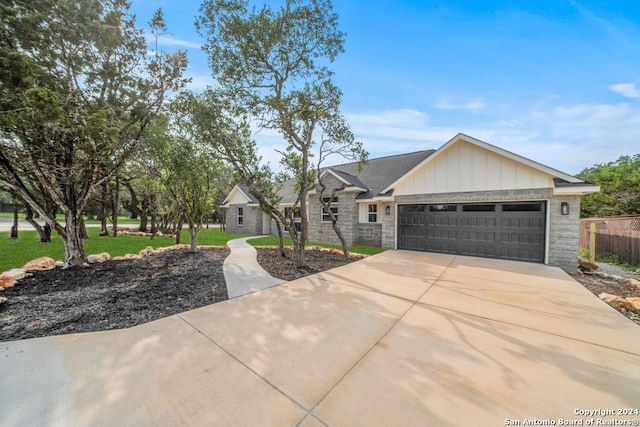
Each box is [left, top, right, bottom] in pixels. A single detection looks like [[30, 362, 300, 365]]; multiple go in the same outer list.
[[397, 202, 546, 263]]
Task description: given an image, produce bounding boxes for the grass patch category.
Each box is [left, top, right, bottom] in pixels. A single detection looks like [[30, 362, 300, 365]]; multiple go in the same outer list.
[[247, 235, 384, 256], [0, 228, 245, 272], [0, 212, 140, 225], [593, 254, 638, 272], [578, 248, 638, 272]]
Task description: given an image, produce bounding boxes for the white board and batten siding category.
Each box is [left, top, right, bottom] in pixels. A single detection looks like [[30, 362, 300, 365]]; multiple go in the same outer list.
[[225, 187, 252, 205], [394, 140, 554, 196]]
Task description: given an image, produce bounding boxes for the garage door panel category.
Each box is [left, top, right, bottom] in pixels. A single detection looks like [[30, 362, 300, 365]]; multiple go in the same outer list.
[[398, 202, 546, 263]]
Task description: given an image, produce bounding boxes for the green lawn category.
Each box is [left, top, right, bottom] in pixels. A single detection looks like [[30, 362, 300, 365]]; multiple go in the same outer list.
[[0, 212, 140, 225], [247, 235, 385, 256], [0, 228, 245, 273]]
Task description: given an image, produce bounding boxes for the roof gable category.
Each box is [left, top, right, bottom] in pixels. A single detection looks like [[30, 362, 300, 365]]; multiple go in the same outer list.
[[222, 184, 258, 206], [384, 133, 586, 195]]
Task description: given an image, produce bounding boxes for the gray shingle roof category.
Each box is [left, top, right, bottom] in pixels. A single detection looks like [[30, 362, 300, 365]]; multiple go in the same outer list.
[[237, 184, 259, 204], [328, 150, 435, 199], [278, 150, 435, 202]]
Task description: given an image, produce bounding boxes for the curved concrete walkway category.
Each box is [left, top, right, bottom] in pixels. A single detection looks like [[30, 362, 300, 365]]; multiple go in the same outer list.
[[223, 236, 285, 299]]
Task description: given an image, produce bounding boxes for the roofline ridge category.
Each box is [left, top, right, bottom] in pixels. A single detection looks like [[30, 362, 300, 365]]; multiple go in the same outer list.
[[326, 149, 435, 169]]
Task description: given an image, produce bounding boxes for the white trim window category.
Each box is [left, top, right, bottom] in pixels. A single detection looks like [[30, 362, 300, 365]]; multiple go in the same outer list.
[[368, 204, 378, 223], [321, 196, 338, 222], [237, 207, 244, 226]]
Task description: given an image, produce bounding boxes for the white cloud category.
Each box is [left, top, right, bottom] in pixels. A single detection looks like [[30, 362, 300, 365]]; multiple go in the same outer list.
[[157, 35, 202, 50], [434, 98, 486, 111], [609, 83, 640, 98], [185, 74, 215, 92]]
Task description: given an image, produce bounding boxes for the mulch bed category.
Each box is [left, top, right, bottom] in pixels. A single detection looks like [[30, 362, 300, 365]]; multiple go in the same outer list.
[[0, 248, 229, 342], [0, 246, 361, 342], [255, 247, 363, 281]]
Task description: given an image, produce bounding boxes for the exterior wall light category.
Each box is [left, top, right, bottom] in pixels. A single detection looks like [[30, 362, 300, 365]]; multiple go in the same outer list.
[[385, 205, 391, 215], [561, 202, 569, 216]]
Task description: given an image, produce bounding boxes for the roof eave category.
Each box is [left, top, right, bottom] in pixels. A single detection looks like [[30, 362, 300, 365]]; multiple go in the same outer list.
[[553, 185, 600, 196]]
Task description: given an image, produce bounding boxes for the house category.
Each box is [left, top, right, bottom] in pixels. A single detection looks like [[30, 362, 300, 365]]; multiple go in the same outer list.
[[222, 133, 599, 266]]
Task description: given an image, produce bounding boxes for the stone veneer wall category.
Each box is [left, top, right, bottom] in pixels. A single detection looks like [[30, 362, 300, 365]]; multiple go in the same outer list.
[[356, 223, 382, 246], [308, 175, 359, 246], [547, 195, 581, 266], [225, 205, 263, 235]]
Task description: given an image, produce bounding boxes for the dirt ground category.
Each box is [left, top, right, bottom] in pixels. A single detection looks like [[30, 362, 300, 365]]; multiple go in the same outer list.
[[1, 246, 637, 342], [0, 247, 360, 341], [569, 270, 640, 325]]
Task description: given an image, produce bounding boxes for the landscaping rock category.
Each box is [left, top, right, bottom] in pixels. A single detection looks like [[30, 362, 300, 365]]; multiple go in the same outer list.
[[22, 257, 57, 271], [598, 292, 619, 304], [0, 269, 27, 289], [625, 297, 640, 312], [623, 278, 640, 288], [87, 252, 112, 263], [599, 292, 635, 311], [55, 261, 64, 268], [0, 296, 7, 305], [138, 246, 155, 258]]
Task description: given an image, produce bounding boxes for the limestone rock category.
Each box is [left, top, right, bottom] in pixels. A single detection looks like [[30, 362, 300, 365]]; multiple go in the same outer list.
[[87, 252, 112, 263], [625, 297, 640, 312], [55, 261, 64, 268], [22, 256, 57, 271], [598, 292, 619, 304], [0, 269, 27, 288], [622, 278, 640, 288], [138, 246, 155, 257], [0, 296, 7, 305], [599, 292, 635, 311]]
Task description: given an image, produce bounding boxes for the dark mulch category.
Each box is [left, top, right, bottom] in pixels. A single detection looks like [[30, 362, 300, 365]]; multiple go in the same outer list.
[[255, 247, 363, 281], [0, 246, 361, 342], [0, 248, 229, 342]]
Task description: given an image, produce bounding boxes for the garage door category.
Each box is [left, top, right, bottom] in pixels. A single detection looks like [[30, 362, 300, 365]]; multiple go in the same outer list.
[[397, 202, 546, 263]]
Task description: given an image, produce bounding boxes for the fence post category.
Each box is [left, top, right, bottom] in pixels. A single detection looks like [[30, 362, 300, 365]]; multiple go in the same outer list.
[[589, 222, 596, 264]]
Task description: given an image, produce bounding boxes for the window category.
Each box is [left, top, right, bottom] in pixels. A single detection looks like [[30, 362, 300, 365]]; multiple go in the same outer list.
[[368, 204, 378, 223], [462, 204, 495, 212], [429, 204, 457, 212], [283, 207, 302, 232], [237, 207, 243, 226], [502, 203, 542, 212], [321, 196, 338, 222]]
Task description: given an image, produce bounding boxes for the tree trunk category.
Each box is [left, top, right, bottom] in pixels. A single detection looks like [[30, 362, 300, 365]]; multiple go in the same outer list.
[[25, 205, 54, 243], [139, 196, 149, 232], [99, 182, 109, 236], [188, 224, 200, 252], [175, 219, 183, 244], [124, 180, 139, 219], [111, 176, 119, 237], [10, 202, 18, 239], [79, 216, 88, 239], [272, 213, 286, 257], [318, 185, 349, 259], [62, 213, 87, 267]]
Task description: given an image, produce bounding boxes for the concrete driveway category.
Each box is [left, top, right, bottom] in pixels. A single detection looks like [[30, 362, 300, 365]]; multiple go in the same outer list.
[[1, 251, 639, 426]]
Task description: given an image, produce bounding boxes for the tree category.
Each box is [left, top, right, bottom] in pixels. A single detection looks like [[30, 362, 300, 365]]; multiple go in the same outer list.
[[197, 0, 353, 266], [577, 154, 640, 217], [0, 1, 188, 267], [151, 97, 222, 252], [315, 112, 367, 258], [186, 90, 290, 257]]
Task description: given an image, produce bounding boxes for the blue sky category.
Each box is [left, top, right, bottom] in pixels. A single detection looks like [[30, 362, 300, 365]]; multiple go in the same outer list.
[[130, 0, 640, 175]]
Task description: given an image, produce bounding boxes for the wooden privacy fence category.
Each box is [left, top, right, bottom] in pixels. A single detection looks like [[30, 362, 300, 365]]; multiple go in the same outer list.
[[579, 215, 640, 266]]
